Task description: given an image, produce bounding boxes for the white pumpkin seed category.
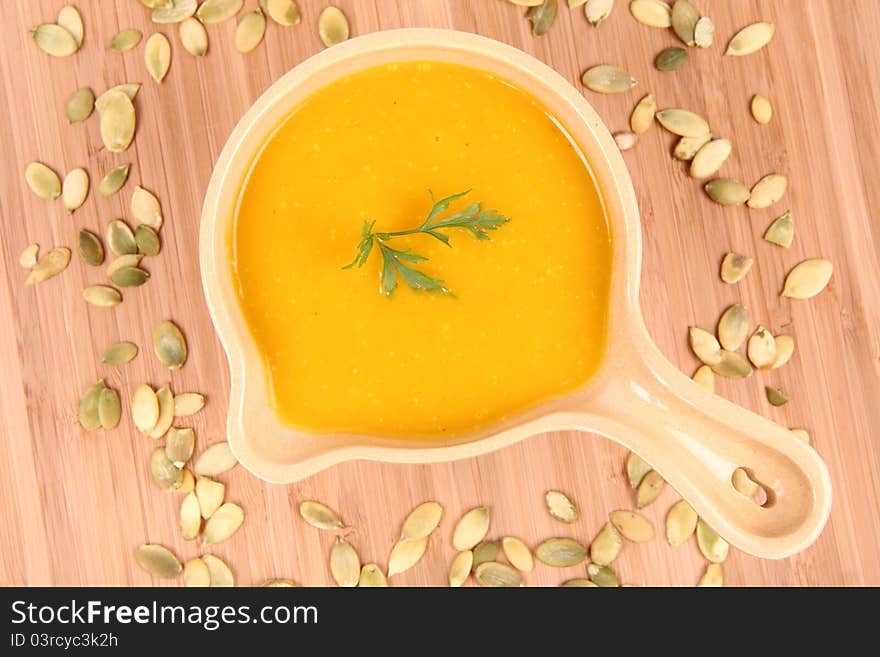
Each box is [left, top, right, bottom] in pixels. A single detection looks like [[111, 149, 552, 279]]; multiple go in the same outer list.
[[179, 17, 208, 56], [751, 94, 772, 124], [153, 320, 187, 369], [203, 503, 244, 545], [174, 392, 205, 416], [698, 563, 723, 587], [330, 536, 360, 587], [693, 16, 714, 47], [452, 506, 490, 551], [629, 0, 671, 28], [152, 0, 197, 24], [131, 186, 163, 229], [57, 5, 84, 46], [61, 168, 89, 213], [731, 468, 766, 505], [150, 447, 183, 490], [655, 108, 709, 137], [98, 164, 130, 196], [711, 350, 753, 379], [180, 492, 202, 540], [587, 563, 619, 587], [626, 451, 651, 489], [95, 84, 141, 111], [689, 326, 722, 365], [717, 304, 750, 351], [726, 22, 775, 57], [636, 470, 665, 508], [781, 259, 833, 299], [102, 341, 137, 365], [582, 65, 636, 94], [109, 29, 142, 52], [318, 6, 349, 46], [747, 173, 787, 208], [197, 0, 244, 23], [165, 427, 195, 465], [135, 544, 181, 578], [545, 490, 578, 523], [764, 210, 794, 247], [449, 550, 473, 587], [747, 326, 777, 369], [196, 477, 225, 518], [299, 500, 345, 530], [177, 469, 195, 494], [585, 0, 614, 27], [614, 131, 638, 151], [26, 247, 70, 285], [83, 285, 122, 307], [144, 33, 171, 83], [721, 252, 753, 284], [693, 365, 714, 392], [705, 178, 750, 205], [98, 90, 136, 152], [673, 132, 711, 160], [535, 537, 587, 567], [194, 442, 237, 476], [66, 87, 94, 123], [235, 8, 266, 53], [33, 24, 78, 57], [690, 138, 731, 180], [387, 537, 428, 576], [98, 387, 121, 429], [19, 243, 39, 269], [358, 564, 388, 587], [630, 93, 656, 134], [263, 0, 301, 26], [474, 561, 523, 587], [77, 230, 103, 266], [666, 499, 698, 546], [671, 0, 698, 45], [150, 387, 174, 439], [590, 522, 623, 565], [502, 537, 534, 572], [25, 162, 61, 200], [183, 557, 211, 587], [132, 384, 160, 432], [610, 510, 654, 543], [262, 578, 297, 587], [400, 501, 443, 540], [771, 334, 795, 369], [202, 554, 234, 586], [696, 519, 728, 562], [766, 386, 788, 406], [79, 381, 105, 430]]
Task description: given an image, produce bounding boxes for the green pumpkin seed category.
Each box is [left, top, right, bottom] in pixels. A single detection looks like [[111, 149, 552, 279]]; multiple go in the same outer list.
[[299, 500, 345, 530], [590, 522, 623, 565], [655, 47, 687, 72], [665, 499, 698, 546], [673, 133, 711, 161], [781, 259, 833, 299], [545, 490, 578, 523], [98, 90, 136, 152], [98, 164, 130, 195], [698, 563, 723, 587], [329, 536, 360, 587], [152, 0, 197, 24], [25, 162, 61, 200], [262, 0, 301, 26], [400, 501, 443, 540], [717, 304, 750, 351], [474, 561, 523, 587], [133, 384, 160, 433], [585, 0, 613, 26], [725, 22, 775, 57], [26, 247, 70, 285], [193, 442, 237, 476], [202, 554, 234, 586], [149, 447, 183, 490], [629, 0, 671, 28], [748, 173, 787, 208], [690, 138, 731, 179], [671, 0, 698, 45], [582, 65, 636, 94], [318, 6, 349, 46], [262, 578, 297, 587], [636, 470, 665, 508], [472, 540, 499, 571], [197, 0, 244, 23], [77, 229, 104, 266], [610, 510, 655, 543], [19, 243, 39, 269], [527, 0, 558, 37], [562, 578, 598, 587], [83, 285, 122, 307], [144, 33, 171, 83], [704, 178, 750, 205], [535, 537, 587, 567], [359, 564, 388, 587], [693, 16, 715, 48], [655, 108, 709, 137], [748, 326, 776, 369], [766, 386, 788, 406], [689, 326, 722, 365], [135, 544, 181, 578], [57, 5, 84, 45], [135, 225, 161, 256], [772, 335, 795, 369], [107, 254, 143, 278], [62, 167, 89, 212], [109, 29, 142, 52], [387, 537, 428, 576], [696, 520, 729, 563], [630, 93, 656, 134], [587, 563, 619, 587], [78, 380, 106, 430], [693, 365, 714, 392], [98, 387, 121, 429], [751, 94, 772, 124], [720, 252, 753, 284], [449, 550, 473, 587], [711, 350, 753, 379], [502, 536, 534, 572], [110, 266, 150, 288], [165, 427, 195, 465], [173, 392, 205, 416], [153, 320, 188, 369], [179, 17, 208, 56], [452, 506, 490, 551], [102, 341, 138, 365], [626, 451, 651, 489], [66, 87, 94, 123], [32, 24, 78, 57], [107, 219, 137, 255], [131, 186, 163, 229], [764, 210, 793, 247]]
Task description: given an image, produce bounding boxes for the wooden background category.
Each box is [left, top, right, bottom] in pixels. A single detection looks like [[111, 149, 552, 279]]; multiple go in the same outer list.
[[1, 0, 878, 587]]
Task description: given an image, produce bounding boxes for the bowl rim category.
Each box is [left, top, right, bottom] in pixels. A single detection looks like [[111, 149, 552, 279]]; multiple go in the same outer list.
[[199, 28, 644, 483]]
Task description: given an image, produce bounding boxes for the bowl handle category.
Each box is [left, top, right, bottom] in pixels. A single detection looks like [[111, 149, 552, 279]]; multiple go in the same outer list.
[[573, 335, 832, 559]]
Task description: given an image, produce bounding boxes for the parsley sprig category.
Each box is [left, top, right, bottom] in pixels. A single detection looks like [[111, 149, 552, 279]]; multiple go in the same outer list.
[[343, 190, 509, 297]]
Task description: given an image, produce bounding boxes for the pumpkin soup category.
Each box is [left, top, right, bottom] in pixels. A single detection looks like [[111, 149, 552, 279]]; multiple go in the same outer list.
[[232, 61, 612, 438]]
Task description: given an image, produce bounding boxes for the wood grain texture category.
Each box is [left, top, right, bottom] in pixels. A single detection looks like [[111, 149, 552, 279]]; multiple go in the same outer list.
[[1, 0, 878, 586]]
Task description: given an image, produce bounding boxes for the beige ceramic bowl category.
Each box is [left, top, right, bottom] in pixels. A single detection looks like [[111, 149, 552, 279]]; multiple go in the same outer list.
[[200, 29, 831, 559]]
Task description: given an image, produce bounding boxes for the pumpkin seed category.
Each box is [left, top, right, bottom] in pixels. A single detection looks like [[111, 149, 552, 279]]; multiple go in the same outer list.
[[25, 162, 61, 200], [630, 93, 656, 134], [726, 22, 775, 57], [636, 470, 664, 508], [590, 522, 623, 565], [177, 469, 195, 494], [197, 0, 243, 23], [183, 557, 211, 587], [33, 24, 78, 57], [165, 427, 195, 466], [78, 230, 104, 266], [614, 131, 638, 151], [696, 520, 728, 562], [299, 500, 345, 530], [262, 578, 297, 587], [196, 477, 225, 518], [102, 341, 137, 365], [263, 0, 301, 26], [359, 564, 388, 587], [452, 506, 490, 550], [666, 499, 698, 546], [107, 254, 143, 278], [26, 247, 70, 285], [629, 0, 671, 28], [66, 87, 94, 123], [721, 252, 753, 284], [78, 380, 106, 430], [57, 5, 84, 46], [690, 138, 731, 180], [582, 65, 636, 94], [318, 6, 349, 46], [562, 578, 597, 587], [587, 563, 618, 587], [472, 540, 499, 570], [107, 220, 137, 256], [751, 94, 772, 124], [693, 15, 715, 47], [133, 225, 160, 256], [98, 387, 121, 429], [110, 266, 150, 288], [689, 326, 722, 365], [179, 17, 208, 56], [109, 29, 142, 52], [131, 186, 163, 229], [527, 0, 558, 37], [150, 386, 173, 439], [145, 33, 171, 83], [626, 451, 651, 489], [194, 442, 237, 476], [585, 0, 614, 26], [152, 0, 197, 24], [449, 550, 473, 587], [180, 492, 201, 540], [717, 304, 750, 351], [782, 259, 833, 299], [693, 365, 714, 392], [655, 108, 709, 137], [610, 510, 654, 543], [153, 320, 187, 369], [400, 501, 443, 540], [747, 326, 776, 369], [475, 561, 523, 587], [545, 490, 578, 523], [387, 537, 429, 576], [535, 537, 587, 567], [673, 133, 711, 160], [98, 90, 136, 152], [133, 384, 160, 432], [748, 173, 787, 208], [711, 350, 753, 379], [174, 392, 205, 416], [202, 554, 234, 586], [671, 0, 698, 45], [766, 386, 788, 406], [58, 168, 89, 209], [330, 536, 360, 587], [704, 178, 750, 205], [203, 503, 244, 545], [791, 428, 810, 443], [235, 8, 266, 53], [95, 84, 141, 111], [698, 563, 723, 587], [135, 544, 181, 578], [150, 447, 183, 490], [732, 467, 765, 504], [98, 164, 130, 196], [763, 210, 794, 248], [501, 536, 533, 572], [655, 47, 687, 72], [772, 334, 795, 369], [19, 243, 39, 269], [83, 285, 122, 307]]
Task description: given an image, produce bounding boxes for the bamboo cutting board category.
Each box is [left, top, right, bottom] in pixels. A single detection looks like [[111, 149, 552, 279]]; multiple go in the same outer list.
[[1, 0, 878, 587]]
